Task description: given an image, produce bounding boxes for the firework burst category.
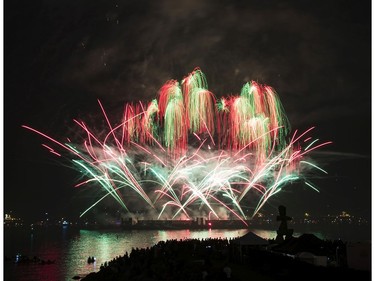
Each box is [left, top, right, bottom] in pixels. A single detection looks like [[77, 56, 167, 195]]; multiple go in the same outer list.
[[23, 68, 331, 224]]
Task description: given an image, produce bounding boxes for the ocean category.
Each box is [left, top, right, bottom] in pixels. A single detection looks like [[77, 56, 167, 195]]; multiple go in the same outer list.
[[4, 223, 370, 281]]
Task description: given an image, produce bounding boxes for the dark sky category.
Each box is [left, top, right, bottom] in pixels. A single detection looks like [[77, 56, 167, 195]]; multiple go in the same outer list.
[[4, 0, 371, 223]]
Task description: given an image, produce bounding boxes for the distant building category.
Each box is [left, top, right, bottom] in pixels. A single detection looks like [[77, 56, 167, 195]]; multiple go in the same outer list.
[[4, 213, 23, 227]]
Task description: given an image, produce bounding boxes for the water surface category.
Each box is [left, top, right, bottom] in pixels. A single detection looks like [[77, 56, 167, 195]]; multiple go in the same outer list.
[[4, 223, 369, 281]]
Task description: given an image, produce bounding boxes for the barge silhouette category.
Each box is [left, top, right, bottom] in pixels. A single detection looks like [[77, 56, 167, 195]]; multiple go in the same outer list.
[[121, 217, 252, 230]]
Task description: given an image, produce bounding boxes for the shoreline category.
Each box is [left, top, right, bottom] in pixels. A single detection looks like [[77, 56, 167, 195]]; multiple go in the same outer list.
[[79, 235, 370, 281]]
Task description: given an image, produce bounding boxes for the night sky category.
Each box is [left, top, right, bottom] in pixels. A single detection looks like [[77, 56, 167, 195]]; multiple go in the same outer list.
[[4, 0, 371, 223]]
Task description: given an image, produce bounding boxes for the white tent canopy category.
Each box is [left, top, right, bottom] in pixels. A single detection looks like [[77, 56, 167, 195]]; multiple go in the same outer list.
[[234, 231, 268, 245]]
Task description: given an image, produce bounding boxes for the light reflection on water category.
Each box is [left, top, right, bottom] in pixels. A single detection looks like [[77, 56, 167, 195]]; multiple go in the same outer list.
[[64, 228, 250, 278], [4, 224, 370, 281], [5, 228, 249, 281]]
